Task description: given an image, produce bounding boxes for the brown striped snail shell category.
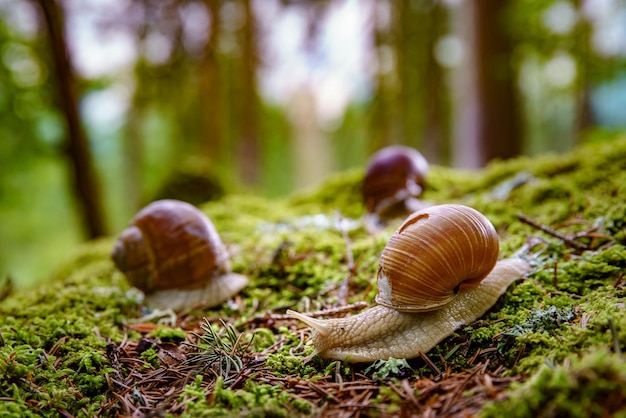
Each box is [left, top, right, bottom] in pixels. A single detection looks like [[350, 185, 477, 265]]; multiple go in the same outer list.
[[376, 204, 500, 312], [288, 204, 529, 362], [362, 145, 429, 230], [111, 199, 248, 311]]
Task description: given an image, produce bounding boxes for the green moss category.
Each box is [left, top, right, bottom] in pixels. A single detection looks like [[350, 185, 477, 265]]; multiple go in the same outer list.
[[266, 351, 316, 378], [291, 397, 313, 415], [148, 326, 187, 343], [261, 325, 317, 377], [0, 240, 139, 416], [181, 376, 313, 417], [372, 386, 403, 414], [139, 346, 160, 370], [481, 349, 626, 418], [3, 136, 626, 415]]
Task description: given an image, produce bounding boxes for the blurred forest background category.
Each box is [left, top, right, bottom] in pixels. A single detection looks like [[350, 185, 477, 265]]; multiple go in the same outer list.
[[1, 0, 625, 287]]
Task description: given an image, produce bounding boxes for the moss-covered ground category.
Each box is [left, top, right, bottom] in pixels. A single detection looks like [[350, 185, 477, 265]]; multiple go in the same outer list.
[[2, 136, 626, 417]]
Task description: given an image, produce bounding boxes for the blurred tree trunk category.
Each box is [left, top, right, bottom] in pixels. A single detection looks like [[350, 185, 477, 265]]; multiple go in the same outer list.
[[573, 1, 594, 137], [238, 0, 260, 187], [397, 0, 426, 150], [288, 86, 334, 189], [422, 2, 451, 165], [124, 123, 143, 214], [397, 0, 450, 164], [369, 0, 450, 163], [369, 0, 394, 153], [454, 0, 521, 168], [201, 0, 223, 164], [122, 5, 152, 215], [124, 73, 146, 214], [35, 0, 107, 238]]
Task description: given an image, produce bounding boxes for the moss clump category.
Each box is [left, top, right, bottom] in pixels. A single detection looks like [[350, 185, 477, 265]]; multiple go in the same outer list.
[[181, 376, 313, 417], [481, 349, 626, 418], [148, 326, 187, 343], [0, 246, 140, 416], [139, 346, 160, 370], [266, 351, 317, 378], [262, 325, 318, 377], [3, 135, 626, 416]]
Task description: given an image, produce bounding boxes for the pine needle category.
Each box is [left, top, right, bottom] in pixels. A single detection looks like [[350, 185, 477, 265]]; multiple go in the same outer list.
[[184, 318, 254, 385]]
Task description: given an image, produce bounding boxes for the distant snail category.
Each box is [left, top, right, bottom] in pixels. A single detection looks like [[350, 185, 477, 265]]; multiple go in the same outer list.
[[362, 145, 431, 232], [288, 204, 530, 362], [111, 199, 248, 312]]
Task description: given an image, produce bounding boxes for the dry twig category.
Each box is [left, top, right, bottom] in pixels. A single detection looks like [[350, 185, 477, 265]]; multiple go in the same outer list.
[[517, 213, 589, 250]]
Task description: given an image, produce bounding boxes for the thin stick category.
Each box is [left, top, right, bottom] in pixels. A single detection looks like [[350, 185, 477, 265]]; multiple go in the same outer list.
[[305, 301, 369, 318], [517, 213, 589, 250], [608, 317, 622, 355], [249, 301, 369, 324], [419, 351, 441, 376], [553, 261, 558, 288], [440, 364, 481, 414]]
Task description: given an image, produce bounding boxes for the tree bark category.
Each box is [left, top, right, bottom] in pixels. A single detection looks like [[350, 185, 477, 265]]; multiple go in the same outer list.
[[35, 0, 107, 238], [397, 0, 450, 164], [573, 2, 594, 138], [123, 98, 144, 214], [369, 0, 450, 163], [454, 0, 521, 168], [397, 0, 426, 151], [238, 0, 261, 187], [201, 0, 223, 164], [368, 0, 394, 153], [422, 2, 451, 165]]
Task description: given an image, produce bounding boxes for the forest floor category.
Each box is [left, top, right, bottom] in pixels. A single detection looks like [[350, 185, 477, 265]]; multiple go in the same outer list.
[[2, 136, 626, 417]]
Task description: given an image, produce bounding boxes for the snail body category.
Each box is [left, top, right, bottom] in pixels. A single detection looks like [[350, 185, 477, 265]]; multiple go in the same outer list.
[[288, 259, 529, 362], [288, 204, 530, 362], [111, 199, 248, 311]]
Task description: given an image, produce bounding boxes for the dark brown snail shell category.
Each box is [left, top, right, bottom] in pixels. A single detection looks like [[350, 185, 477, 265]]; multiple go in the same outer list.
[[111, 199, 248, 311], [362, 145, 429, 231]]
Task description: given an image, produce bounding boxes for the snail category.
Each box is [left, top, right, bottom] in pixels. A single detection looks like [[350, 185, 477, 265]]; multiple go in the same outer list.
[[111, 199, 248, 312], [288, 204, 530, 362], [362, 145, 431, 233]]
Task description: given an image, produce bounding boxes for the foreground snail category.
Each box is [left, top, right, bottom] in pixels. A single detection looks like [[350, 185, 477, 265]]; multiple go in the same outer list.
[[362, 145, 431, 233], [111, 199, 248, 312], [288, 204, 530, 362]]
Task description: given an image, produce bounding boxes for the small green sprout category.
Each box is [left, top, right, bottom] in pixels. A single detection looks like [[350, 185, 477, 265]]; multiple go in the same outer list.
[[184, 318, 254, 385], [364, 357, 413, 380]]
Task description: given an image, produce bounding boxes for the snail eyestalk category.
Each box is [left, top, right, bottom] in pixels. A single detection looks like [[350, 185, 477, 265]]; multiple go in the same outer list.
[[286, 309, 330, 337]]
